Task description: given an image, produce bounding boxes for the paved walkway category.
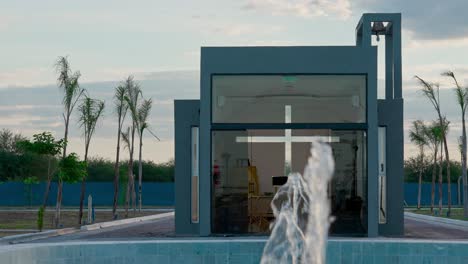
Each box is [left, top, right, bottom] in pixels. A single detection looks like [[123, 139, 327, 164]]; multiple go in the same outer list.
[[404, 217, 468, 239], [22, 213, 468, 243], [32, 215, 175, 243]]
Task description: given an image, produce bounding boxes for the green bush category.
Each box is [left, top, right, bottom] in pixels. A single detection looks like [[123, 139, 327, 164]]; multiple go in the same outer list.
[[37, 206, 44, 231], [0, 150, 174, 183], [405, 157, 461, 183]]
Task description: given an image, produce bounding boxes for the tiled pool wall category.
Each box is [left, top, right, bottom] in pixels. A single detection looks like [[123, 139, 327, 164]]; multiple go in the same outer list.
[[0, 239, 467, 264]]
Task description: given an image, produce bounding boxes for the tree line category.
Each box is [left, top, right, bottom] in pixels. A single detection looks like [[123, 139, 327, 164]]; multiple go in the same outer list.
[[404, 158, 460, 183], [411, 72, 468, 218], [1, 56, 162, 229], [0, 142, 174, 183]]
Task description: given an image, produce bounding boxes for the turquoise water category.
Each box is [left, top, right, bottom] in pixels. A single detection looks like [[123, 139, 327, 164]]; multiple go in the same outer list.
[[0, 238, 467, 263]]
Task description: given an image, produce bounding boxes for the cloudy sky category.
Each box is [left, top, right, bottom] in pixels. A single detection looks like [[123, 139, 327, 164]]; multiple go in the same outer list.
[[1, 0, 468, 162]]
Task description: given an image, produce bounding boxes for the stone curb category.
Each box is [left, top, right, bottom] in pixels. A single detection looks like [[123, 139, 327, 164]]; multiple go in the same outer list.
[[0, 212, 174, 245], [405, 212, 468, 231], [0, 228, 78, 245], [80, 211, 174, 231]]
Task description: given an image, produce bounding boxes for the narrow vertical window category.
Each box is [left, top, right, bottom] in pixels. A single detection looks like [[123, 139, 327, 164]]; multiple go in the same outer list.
[[378, 127, 387, 224], [191, 127, 199, 223]]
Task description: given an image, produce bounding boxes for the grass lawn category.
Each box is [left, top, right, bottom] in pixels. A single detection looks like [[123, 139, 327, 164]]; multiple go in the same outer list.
[[407, 207, 468, 221], [0, 208, 160, 235]]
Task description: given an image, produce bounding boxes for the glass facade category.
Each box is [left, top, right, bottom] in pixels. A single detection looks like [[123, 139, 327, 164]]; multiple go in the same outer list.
[[211, 74, 368, 236], [211, 129, 367, 235], [212, 75, 366, 124], [191, 127, 199, 223]]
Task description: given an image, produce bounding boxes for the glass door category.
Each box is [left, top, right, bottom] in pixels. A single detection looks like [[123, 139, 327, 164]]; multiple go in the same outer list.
[[211, 130, 249, 233]]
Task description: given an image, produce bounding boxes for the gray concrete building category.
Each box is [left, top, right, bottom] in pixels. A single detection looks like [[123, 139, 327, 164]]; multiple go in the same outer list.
[[175, 13, 403, 237]]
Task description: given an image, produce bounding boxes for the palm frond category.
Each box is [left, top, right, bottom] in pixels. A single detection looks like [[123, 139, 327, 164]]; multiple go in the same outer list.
[[147, 128, 161, 141], [415, 75, 440, 112], [88, 100, 105, 138], [114, 85, 128, 122], [55, 56, 85, 114], [409, 120, 428, 147], [122, 76, 142, 132], [78, 96, 105, 145], [54, 56, 70, 89], [442, 70, 467, 113], [137, 98, 153, 134], [121, 127, 131, 151]]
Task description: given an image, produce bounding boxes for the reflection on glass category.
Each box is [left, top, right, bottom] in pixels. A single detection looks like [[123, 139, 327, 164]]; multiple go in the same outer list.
[[212, 75, 366, 123], [212, 130, 249, 233], [191, 127, 199, 223], [212, 129, 367, 236], [328, 130, 367, 236]]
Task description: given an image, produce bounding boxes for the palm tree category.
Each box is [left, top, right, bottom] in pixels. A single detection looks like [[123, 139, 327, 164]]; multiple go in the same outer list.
[[54, 56, 85, 227], [409, 120, 428, 209], [415, 76, 452, 216], [442, 71, 468, 218], [112, 84, 128, 219], [122, 76, 141, 215], [424, 121, 443, 213], [77, 96, 105, 225], [133, 99, 153, 211], [121, 127, 134, 217], [438, 119, 450, 212]]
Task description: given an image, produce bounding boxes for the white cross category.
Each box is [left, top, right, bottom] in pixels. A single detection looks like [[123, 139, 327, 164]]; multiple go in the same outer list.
[[236, 105, 339, 175]]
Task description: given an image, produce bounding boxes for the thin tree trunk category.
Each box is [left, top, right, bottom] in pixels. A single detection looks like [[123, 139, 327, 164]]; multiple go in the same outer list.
[[78, 149, 88, 225], [418, 170, 423, 210], [112, 116, 122, 219], [55, 180, 63, 227], [130, 125, 136, 213], [444, 141, 452, 216], [461, 115, 468, 217], [431, 146, 438, 214], [138, 135, 143, 212], [55, 117, 69, 228], [132, 173, 136, 213], [78, 174, 86, 224], [125, 160, 132, 218], [42, 156, 52, 209], [124, 123, 136, 217], [417, 147, 423, 210], [438, 141, 444, 213], [436, 109, 451, 215], [442, 132, 452, 215]]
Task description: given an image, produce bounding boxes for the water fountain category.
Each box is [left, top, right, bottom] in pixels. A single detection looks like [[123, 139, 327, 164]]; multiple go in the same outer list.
[[261, 140, 335, 264]]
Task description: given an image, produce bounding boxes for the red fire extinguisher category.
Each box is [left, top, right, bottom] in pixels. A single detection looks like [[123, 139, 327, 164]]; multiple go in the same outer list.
[[213, 161, 220, 187]]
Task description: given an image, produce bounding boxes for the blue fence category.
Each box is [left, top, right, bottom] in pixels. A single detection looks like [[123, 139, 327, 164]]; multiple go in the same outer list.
[[404, 183, 464, 206], [0, 182, 174, 207], [0, 182, 461, 207]]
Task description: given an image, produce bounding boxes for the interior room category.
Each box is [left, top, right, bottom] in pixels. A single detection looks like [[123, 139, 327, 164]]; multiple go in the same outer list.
[[211, 129, 367, 235]]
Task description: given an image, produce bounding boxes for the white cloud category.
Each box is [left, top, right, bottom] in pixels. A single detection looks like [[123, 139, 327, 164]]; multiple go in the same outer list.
[[201, 23, 284, 39], [250, 40, 298, 46], [0, 68, 55, 88], [0, 105, 61, 111], [0, 114, 42, 126], [0, 67, 198, 89], [403, 64, 468, 90], [403, 29, 468, 51], [0, 15, 19, 31], [212, 24, 256, 37], [242, 0, 352, 19]]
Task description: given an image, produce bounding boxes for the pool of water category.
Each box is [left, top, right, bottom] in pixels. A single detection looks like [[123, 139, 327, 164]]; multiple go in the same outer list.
[[0, 238, 467, 263]]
